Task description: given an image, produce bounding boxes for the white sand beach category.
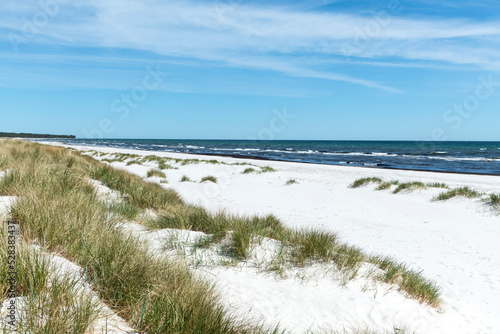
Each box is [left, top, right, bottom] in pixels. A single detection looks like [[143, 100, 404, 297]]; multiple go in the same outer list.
[[27, 141, 498, 334]]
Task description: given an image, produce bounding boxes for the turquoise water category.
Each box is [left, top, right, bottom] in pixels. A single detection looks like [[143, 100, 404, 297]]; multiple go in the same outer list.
[[40, 139, 500, 175]]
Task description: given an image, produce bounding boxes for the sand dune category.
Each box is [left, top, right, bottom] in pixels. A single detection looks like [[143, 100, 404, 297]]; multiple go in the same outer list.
[[33, 142, 499, 334]]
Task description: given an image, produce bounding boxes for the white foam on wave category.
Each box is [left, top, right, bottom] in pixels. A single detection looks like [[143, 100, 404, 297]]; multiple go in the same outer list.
[[323, 152, 398, 157], [235, 148, 260, 152], [402, 155, 500, 162]]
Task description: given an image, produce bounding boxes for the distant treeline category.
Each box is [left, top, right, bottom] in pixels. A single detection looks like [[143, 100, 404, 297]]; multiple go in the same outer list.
[[0, 132, 76, 139]]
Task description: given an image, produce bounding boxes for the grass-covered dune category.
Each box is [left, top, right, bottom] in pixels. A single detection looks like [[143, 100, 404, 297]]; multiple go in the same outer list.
[[0, 140, 267, 333], [0, 140, 441, 333]]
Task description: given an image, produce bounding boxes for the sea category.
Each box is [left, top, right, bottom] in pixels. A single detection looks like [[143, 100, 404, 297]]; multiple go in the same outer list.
[[38, 139, 500, 175]]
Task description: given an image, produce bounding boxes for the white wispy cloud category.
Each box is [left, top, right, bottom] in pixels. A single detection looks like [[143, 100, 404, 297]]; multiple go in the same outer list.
[[1, 0, 499, 92]]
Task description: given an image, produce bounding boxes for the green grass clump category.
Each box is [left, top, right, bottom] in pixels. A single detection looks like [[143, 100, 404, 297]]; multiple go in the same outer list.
[[285, 179, 298, 185], [231, 162, 254, 166], [181, 159, 201, 166], [393, 182, 426, 194], [150, 206, 232, 236], [227, 215, 285, 260], [158, 161, 176, 170], [487, 193, 500, 207], [106, 201, 140, 220], [226, 226, 254, 260], [201, 176, 218, 183], [282, 229, 338, 266], [126, 160, 142, 166], [242, 168, 256, 174], [113, 153, 140, 160], [147, 169, 167, 179], [433, 187, 482, 201], [350, 177, 382, 188], [370, 256, 441, 307], [376, 183, 391, 191], [141, 155, 164, 163], [376, 180, 399, 190], [426, 182, 449, 189], [260, 166, 276, 173], [180, 175, 192, 182], [243, 166, 276, 175]]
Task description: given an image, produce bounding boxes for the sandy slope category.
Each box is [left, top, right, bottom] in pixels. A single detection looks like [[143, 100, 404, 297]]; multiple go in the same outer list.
[[40, 142, 500, 333]]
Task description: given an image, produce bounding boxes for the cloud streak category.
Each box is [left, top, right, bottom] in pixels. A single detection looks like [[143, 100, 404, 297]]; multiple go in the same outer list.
[[1, 0, 499, 92]]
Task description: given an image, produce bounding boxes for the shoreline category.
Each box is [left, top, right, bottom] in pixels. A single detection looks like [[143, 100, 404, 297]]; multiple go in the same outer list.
[[37, 140, 500, 177], [191, 151, 500, 177]]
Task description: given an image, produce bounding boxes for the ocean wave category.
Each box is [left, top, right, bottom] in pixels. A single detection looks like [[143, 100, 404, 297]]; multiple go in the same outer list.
[[234, 148, 260, 152], [264, 149, 298, 154], [185, 145, 205, 149], [402, 155, 500, 162], [323, 152, 398, 157], [371, 152, 398, 157]]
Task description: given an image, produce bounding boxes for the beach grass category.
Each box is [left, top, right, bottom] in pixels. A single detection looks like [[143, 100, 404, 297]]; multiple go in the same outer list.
[[487, 194, 500, 207], [350, 177, 382, 188], [351, 175, 498, 214], [261, 166, 276, 173], [147, 168, 167, 179], [90, 164, 182, 210], [368, 255, 441, 307], [243, 168, 257, 174], [126, 160, 143, 166], [426, 182, 449, 189], [433, 187, 482, 201], [150, 203, 441, 307], [352, 178, 452, 194], [158, 161, 176, 170], [376, 180, 399, 190], [0, 225, 100, 333], [201, 176, 218, 183], [0, 140, 272, 333], [285, 179, 298, 185], [180, 175, 192, 182], [393, 182, 426, 194], [243, 166, 276, 174], [106, 200, 140, 220]]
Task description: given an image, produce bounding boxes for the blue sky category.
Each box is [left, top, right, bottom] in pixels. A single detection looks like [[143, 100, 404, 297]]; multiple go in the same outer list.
[[1, 0, 499, 140]]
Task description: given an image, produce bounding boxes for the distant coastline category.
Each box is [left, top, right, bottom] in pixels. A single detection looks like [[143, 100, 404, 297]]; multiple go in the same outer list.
[[0, 132, 76, 139]]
